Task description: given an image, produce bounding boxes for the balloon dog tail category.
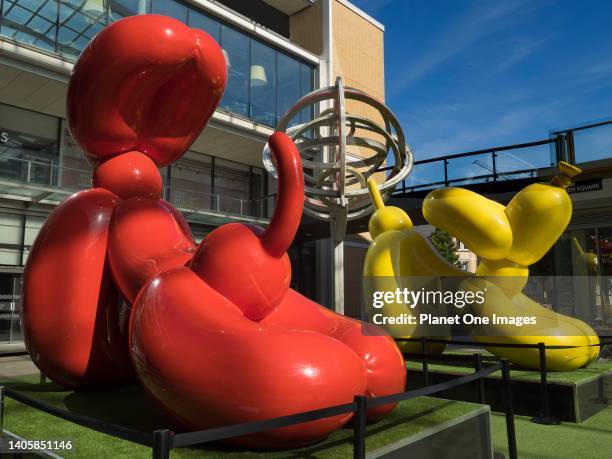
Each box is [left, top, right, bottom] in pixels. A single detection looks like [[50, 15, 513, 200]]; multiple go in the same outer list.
[[260, 132, 304, 257]]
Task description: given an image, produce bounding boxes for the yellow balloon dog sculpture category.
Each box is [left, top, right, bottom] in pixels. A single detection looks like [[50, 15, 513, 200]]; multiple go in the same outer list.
[[364, 162, 599, 370], [363, 179, 468, 355]]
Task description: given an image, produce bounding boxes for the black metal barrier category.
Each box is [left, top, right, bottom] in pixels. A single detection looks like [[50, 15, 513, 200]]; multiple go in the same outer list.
[[0, 360, 515, 459], [397, 335, 612, 427]]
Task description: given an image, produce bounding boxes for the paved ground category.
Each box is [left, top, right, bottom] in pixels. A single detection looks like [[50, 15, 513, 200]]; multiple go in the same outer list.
[[0, 354, 38, 380]]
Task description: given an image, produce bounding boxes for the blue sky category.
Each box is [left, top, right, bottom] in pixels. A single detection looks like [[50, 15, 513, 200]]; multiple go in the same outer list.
[[351, 0, 612, 164]]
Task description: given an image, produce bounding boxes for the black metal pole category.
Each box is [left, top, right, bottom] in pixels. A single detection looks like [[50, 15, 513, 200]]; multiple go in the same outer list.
[[567, 130, 576, 164], [422, 336, 429, 387], [501, 359, 517, 459], [152, 429, 172, 459], [532, 342, 560, 425], [353, 395, 367, 459], [39, 371, 47, 385], [0, 386, 5, 432], [539, 342, 548, 419], [492, 151, 498, 181], [474, 353, 485, 404], [443, 160, 449, 186], [554, 134, 566, 163]]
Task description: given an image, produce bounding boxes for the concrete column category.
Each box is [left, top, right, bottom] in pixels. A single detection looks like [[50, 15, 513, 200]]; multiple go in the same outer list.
[[315, 0, 346, 313]]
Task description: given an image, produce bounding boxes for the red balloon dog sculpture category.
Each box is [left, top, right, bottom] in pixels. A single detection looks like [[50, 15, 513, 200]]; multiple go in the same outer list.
[[22, 15, 405, 448]]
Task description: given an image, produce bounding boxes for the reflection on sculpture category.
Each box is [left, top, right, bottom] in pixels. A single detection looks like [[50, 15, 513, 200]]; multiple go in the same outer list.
[[365, 162, 600, 371], [22, 15, 405, 448]]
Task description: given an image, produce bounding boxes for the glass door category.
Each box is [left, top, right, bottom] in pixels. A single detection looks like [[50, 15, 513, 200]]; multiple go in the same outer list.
[[597, 227, 612, 327], [0, 272, 24, 343]]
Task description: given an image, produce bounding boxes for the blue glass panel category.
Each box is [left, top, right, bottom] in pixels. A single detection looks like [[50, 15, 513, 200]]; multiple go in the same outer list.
[[220, 25, 249, 117], [58, 0, 108, 59], [250, 40, 276, 127], [1, 0, 58, 53], [110, 0, 148, 20], [277, 53, 300, 126], [573, 123, 612, 164], [447, 153, 492, 185], [495, 144, 551, 179], [402, 161, 446, 191], [151, 0, 187, 22], [188, 9, 220, 43], [299, 63, 313, 124]]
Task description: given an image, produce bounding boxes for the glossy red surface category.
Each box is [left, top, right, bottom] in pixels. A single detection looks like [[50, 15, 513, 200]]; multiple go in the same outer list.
[[22, 189, 134, 389], [93, 151, 162, 199], [190, 133, 303, 320], [262, 289, 406, 420], [67, 15, 226, 166], [22, 15, 406, 449], [108, 198, 196, 303], [130, 267, 367, 448], [131, 132, 405, 447]]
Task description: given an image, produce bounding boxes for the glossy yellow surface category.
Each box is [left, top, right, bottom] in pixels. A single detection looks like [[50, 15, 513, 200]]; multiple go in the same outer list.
[[422, 162, 599, 370], [367, 179, 413, 238], [364, 179, 467, 354], [364, 163, 599, 371], [423, 187, 513, 260], [461, 277, 598, 371]]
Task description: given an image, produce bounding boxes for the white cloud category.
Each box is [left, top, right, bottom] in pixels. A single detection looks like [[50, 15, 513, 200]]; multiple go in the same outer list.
[[389, 0, 536, 95], [494, 36, 549, 73]]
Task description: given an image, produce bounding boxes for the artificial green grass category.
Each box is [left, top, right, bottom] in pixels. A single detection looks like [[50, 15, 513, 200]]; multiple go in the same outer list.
[[490, 405, 612, 459], [405, 354, 612, 384], [1, 375, 483, 458]]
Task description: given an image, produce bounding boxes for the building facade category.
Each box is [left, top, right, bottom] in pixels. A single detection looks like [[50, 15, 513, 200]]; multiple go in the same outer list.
[[0, 0, 386, 346]]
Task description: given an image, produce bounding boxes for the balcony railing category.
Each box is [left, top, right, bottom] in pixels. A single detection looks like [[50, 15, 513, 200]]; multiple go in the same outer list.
[[392, 119, 612, 195], [0, 155, 273, 221]]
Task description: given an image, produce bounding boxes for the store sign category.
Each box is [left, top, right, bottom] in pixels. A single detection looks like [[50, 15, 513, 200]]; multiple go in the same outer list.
[[567, 179, 602, 194], [0, 131, 8, 143]]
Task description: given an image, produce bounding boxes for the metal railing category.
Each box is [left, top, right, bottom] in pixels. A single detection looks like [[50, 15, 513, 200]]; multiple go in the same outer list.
[[0, 155, 89, 191], [0, 155, 273, 220], [165, 186, 274, 219], [393, 137, 558, 194], [0, 358, 516, 459], [399, 335, 612, 427], [392, 119, 612, 195]]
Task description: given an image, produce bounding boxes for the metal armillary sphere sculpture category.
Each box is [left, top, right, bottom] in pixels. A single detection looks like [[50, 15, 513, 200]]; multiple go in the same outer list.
[[263, 76, 413, 242]]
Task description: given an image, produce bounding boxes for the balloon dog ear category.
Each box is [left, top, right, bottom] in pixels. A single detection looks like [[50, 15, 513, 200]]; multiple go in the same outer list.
[[67, 14, 227, 167]]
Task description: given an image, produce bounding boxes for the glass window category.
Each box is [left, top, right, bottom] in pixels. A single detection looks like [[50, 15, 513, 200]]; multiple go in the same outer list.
[[300, 63, 314, 124], [220, 26, 249, 117], [0, 104, 59, 185], [59, 122, 91, 190], [277, 53, 300, 126], [1, 0, 59, 53], [0, 212, 23, 266], [169, 151, 213, 211], [150, 0, 187, 22], [58, 0, 109, 59], [188, 9, 220, 43], [214, 158, 249, 215], [110, 0, 148, 20], [0, 1, 316, 127], [250, 167, 266, 218], [22, 215, 45, 263], [250, 40, 276, 127], [0, 272, 24, 342]]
